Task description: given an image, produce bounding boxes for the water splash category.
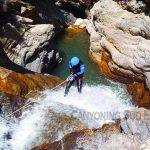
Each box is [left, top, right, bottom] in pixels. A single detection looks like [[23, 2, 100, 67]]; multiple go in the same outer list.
[[0, 84, 134, 150]]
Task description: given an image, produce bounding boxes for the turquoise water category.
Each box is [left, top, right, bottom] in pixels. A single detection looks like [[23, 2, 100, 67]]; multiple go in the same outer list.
[[52, 28, 112, 86]]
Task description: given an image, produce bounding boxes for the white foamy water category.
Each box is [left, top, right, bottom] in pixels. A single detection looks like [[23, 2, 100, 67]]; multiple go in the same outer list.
[[0, 83, 135, 150]]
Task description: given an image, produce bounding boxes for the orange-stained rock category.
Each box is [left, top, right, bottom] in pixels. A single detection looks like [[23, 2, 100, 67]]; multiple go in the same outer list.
[[89, 50, 150, 108], [35, 144, 50, 150], [89, 51, 118, 81], [0, 67, 62, 96], [89, 50, 142, 84], [31, 122, 120, 150], [127, 82, 150, 108], [67, 25, 86, 32], [85, 0, 150, 108]]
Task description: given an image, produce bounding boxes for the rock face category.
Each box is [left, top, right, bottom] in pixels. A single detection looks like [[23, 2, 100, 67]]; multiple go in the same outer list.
[[0, 66, 62, 96], [89, 0, 150, 85], [115, 0, 150, 15], [55, 0, 99, 18], [55, 0, 86, 18], [0, 0, 98, 74], [0, 0, 74, 73], [32, 107, 150, 150], [121, 108, 150, 141], [37, 111, 86, 145], [31, 123, 122, 150], [4, 24, 60, 73], [0, 66, 62, 117], [141, 136, 150, 150], [22, 0, 76, 25], [31, 108, 150, 150], [32, 133, 140, 150], [76, 0, 150, 107]]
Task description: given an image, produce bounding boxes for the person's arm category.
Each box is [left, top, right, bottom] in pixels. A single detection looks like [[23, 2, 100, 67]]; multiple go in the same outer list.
[[69, 62, 73, 74], [76, 64, 85, 75]]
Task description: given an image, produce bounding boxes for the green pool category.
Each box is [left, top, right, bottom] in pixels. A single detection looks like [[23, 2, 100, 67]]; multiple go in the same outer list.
[[52, 27, 111, 86]]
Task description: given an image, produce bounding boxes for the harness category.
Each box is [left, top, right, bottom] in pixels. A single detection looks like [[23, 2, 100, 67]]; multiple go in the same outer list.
[[70, 61, 84, 80]]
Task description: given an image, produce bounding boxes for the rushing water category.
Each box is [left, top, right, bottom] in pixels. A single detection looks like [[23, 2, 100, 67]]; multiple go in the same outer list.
[[0, 27, 135, 150]]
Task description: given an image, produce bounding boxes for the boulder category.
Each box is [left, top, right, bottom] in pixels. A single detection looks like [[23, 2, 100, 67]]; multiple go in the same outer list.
[[140, 136, 150, 150], [55, 0, 87, 18], [0, 0, 68, 74], [0, 0, 99, 74], [32, 134, 141, 150], [15, 15, 33, 24], [31, 121, 142, 150], [74, 18, 90, 28], [120, 108, 150, 141], [0, 91, 25, 118], [31, 108, 150, 150], [83, 0, 150, 107], [0, 66, 62, 96], [4, 24, 61, 73], [0, 66, 62, 117], [55, 0, 99, 19], [115, 0, 150, 15]]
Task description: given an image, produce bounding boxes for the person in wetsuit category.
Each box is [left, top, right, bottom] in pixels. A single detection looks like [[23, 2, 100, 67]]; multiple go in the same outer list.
[[64, 57, 85, 97]]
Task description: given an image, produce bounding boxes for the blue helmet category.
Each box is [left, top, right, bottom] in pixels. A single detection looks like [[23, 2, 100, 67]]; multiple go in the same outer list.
[[70, 57, 80, 67]]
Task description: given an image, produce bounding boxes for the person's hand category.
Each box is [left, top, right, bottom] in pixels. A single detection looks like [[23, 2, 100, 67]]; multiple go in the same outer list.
[[67, 74, 74, 82], [66, 74, 77, 82], [70, 75, 74, 81], [66, 76, 70, 82], [74, 74, 77, 78]]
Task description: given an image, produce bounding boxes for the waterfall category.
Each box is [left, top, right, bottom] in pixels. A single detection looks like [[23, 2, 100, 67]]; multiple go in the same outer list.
[[0, 83, 134, 150]]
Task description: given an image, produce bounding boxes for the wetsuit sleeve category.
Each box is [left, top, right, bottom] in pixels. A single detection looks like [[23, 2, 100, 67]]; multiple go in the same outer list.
[[69, 61, 73, 73], [76, 64, 85, 75]]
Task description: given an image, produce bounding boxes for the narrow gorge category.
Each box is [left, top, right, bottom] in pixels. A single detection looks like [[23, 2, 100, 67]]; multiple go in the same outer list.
[[0, 0, 150, 150]]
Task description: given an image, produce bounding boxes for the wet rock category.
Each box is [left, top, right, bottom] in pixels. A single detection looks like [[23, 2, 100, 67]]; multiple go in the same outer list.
[[32, 108, 150, 150], [31, 122, 141, 150], [0, 66, 62, 96], [41, 123, 121, 149], [140, 136, 150, 150], [4, 132, 12, 140], [81, 0, 150, 107], [0, 91, 25, 118], [0, 104, 2, 114], [120, 108, 150, 141], [0, 66, 62, 118], [39, 111, 86, 144], [127, 82, 150, 108]]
